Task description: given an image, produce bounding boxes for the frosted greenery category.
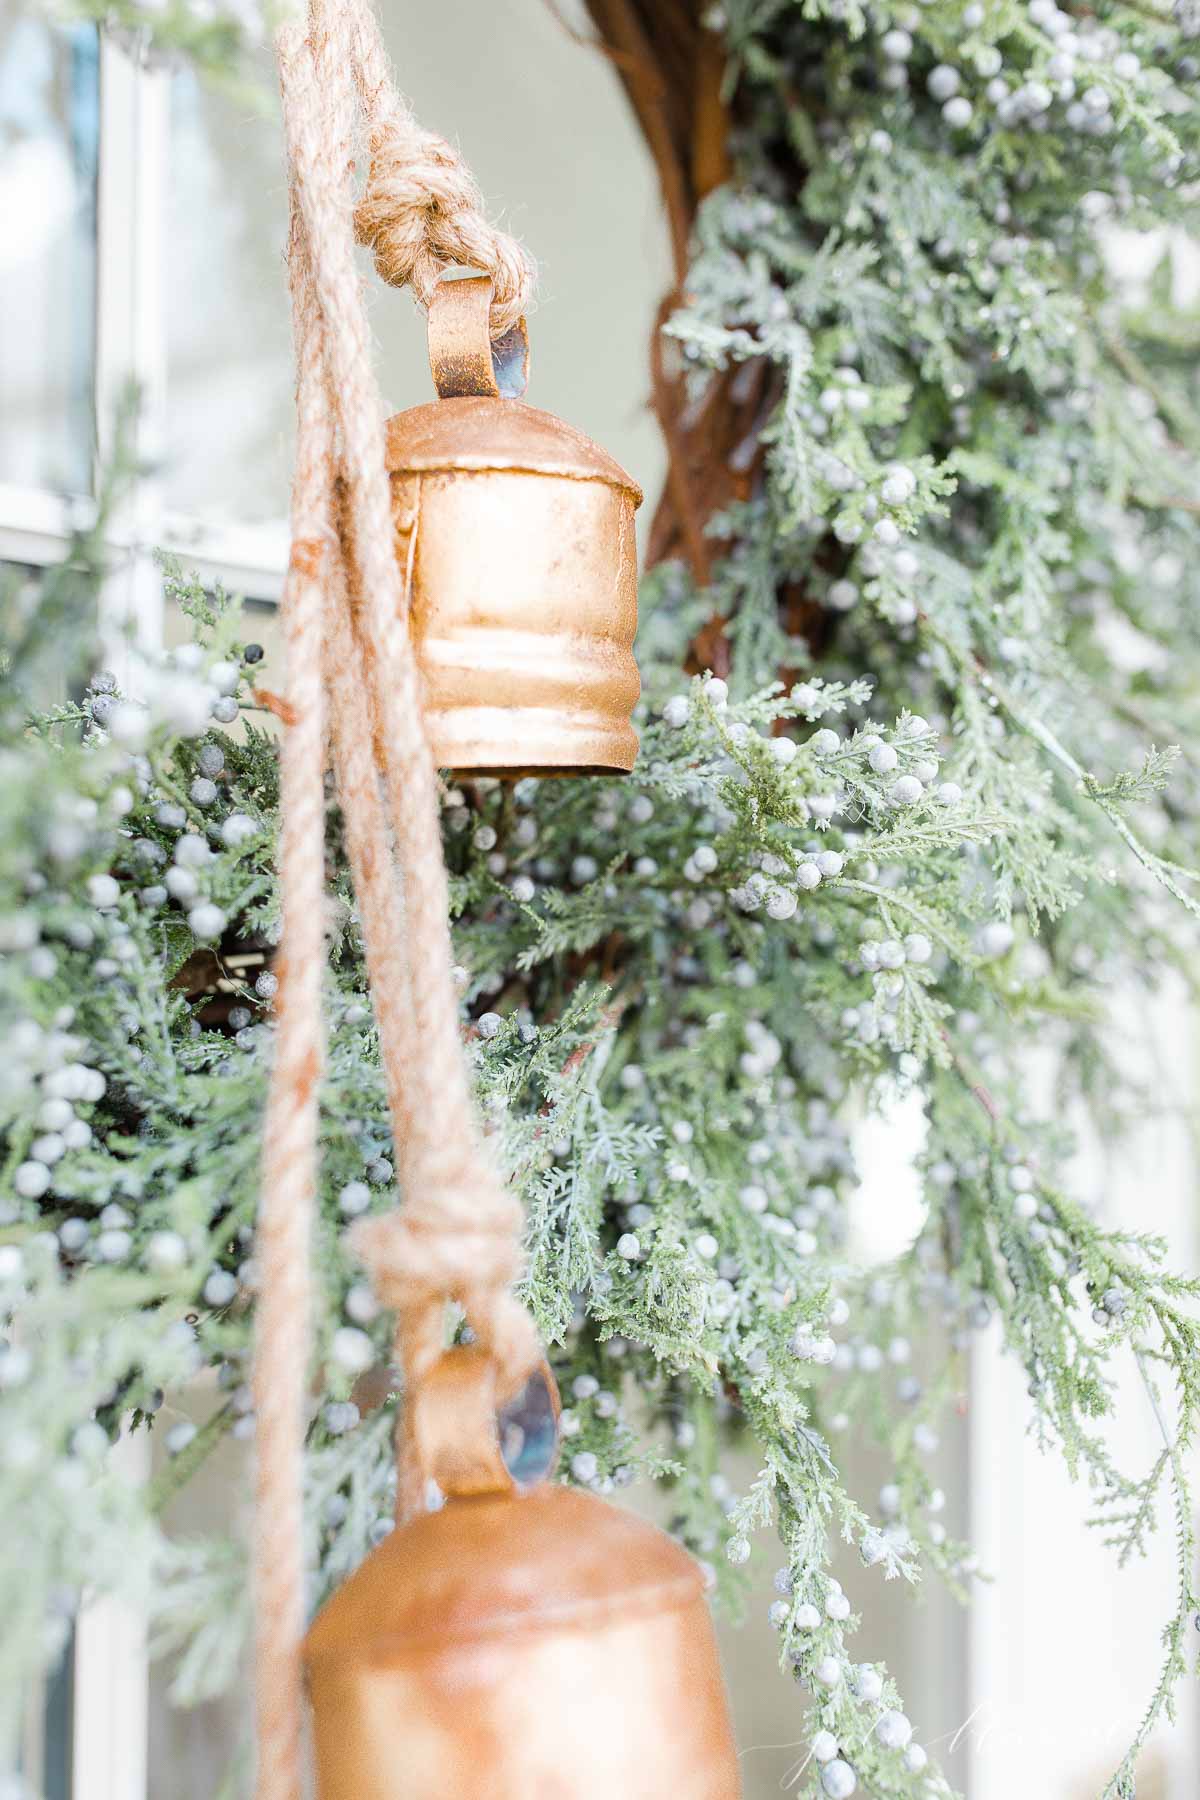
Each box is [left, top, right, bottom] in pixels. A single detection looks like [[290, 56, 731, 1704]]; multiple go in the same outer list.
[[5, 1, 1200, 1795]]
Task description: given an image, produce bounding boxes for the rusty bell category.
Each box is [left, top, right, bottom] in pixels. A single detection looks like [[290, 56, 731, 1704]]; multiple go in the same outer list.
[[384, 275, 642, 777], [304, 1348, 741, 1798]]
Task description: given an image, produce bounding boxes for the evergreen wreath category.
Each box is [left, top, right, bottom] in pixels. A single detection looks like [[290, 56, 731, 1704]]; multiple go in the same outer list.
[[4, 2, 1200, 1794]]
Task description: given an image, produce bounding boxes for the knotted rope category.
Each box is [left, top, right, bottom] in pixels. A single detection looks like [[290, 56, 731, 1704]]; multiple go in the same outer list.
[[347, 0, 534, 335], [253, 5, 539, 1795]]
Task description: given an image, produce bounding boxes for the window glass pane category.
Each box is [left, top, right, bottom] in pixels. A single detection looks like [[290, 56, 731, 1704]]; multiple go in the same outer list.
[[166, 60, 294, 526], [0, 19, 97, 494], [18, 1633, 74, 1800], [165, 0, 668, 535], [43, 1634, 74, 1800]]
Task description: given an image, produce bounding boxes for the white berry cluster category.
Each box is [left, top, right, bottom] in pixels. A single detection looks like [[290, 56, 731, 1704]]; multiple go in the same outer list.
[[877, 3, 1159, 144]]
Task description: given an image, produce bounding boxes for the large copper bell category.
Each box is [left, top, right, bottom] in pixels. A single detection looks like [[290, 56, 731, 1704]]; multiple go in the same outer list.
[[305, 1347, 741, 1797], [385, 276, 642, 777]]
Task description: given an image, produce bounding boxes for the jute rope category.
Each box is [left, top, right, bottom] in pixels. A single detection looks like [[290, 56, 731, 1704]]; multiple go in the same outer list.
[[344, 0, 533, 334], [252, 6, 539, 1795]]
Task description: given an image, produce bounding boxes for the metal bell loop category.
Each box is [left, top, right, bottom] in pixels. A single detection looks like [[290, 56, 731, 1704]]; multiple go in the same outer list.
[[409, 1345, 561, 1499], [426, 273, 530, 399]]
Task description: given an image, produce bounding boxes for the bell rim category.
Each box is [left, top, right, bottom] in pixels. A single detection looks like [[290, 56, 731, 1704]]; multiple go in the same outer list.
[[303, 1484, 710, 1663], [384, 397, 644, 503], [436, 764, 636, 780], [304, 1563, 705, 1668]]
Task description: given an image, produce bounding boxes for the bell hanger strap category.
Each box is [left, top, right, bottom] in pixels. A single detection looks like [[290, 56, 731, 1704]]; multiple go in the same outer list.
[[427, 273, 530, 400], [410, 1344, 561, 1500]]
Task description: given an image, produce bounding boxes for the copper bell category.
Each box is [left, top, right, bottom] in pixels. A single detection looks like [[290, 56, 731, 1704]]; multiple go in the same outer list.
[[385, 276, 642, 776], [304, 1348, 741, 1797]]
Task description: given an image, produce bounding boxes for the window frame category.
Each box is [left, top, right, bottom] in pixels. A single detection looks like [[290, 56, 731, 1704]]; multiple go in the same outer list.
[[70, 1436, 152, 1800], [0, 30, 288, 699]]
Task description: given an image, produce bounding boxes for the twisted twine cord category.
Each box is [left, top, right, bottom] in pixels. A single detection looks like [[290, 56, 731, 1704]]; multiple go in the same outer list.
[[345, 0, 534, 335], [255, 8, 540, 1796], [284, 5, 538, 1379], [250, 191, 331, 1800]]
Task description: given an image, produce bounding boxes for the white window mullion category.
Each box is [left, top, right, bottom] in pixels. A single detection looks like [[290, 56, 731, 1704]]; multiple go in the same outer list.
[[95, 36, 170, 688], [71, 1432, 151, 1800]]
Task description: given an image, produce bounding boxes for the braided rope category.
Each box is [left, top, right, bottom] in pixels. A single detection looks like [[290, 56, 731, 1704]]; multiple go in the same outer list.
[[255, 9, 540, 1796]]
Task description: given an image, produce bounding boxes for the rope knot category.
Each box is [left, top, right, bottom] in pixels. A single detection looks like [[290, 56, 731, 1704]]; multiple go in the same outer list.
[[354, 105, 535, 337], [349, 1190, 540, 1395], [349, 1194, 521, 1309]]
